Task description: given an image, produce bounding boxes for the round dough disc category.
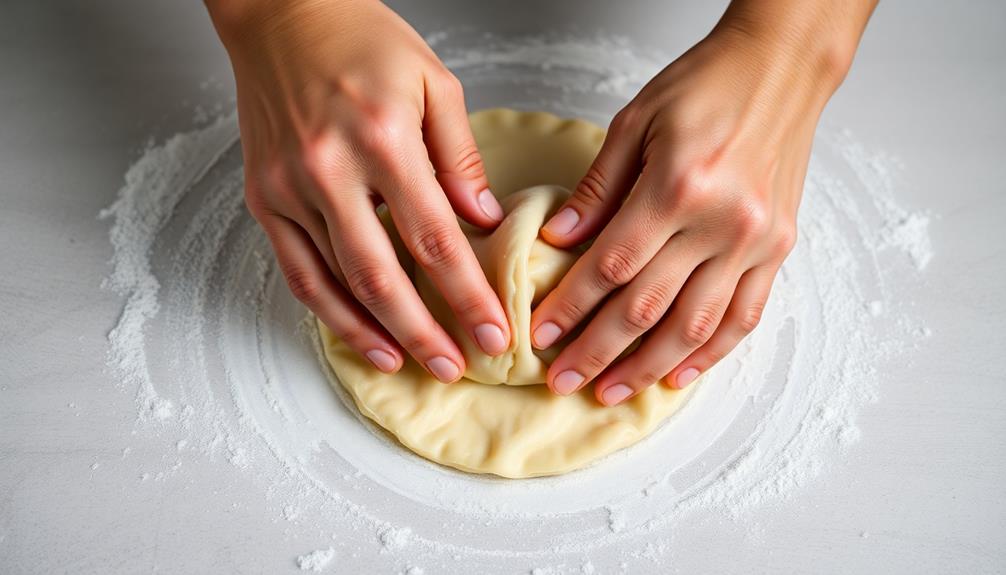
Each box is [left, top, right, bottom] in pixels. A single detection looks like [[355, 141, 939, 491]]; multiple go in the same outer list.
[[317, 108, 695, 478]]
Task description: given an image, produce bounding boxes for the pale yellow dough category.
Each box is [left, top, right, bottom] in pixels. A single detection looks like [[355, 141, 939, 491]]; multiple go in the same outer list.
[[317, 108, 695, 478]]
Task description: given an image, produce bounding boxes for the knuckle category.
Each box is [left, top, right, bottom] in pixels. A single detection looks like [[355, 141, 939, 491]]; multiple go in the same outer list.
[[610, 106, 640, 134], [594, 245, 640, 289], [243, 189, 270, 220], [555, 296, 588, 324], [681, 302, 722, 348], [672, 166, 715, 212], [345, 264, 396, 310], [580, 346, 613, 372], [396, 331, 436, 357], [439, 70, 465, 100], [358, 105, 408, 158], [411, 222, 462, 270], [449, 141, 485, 178], [734, 201, 771, 240], [702, 346, 728, 366], [635, 370, 663, 385], [575, 166, 611, 206], [623, 285, 668, 333], [282, 264, 323, 305], [737, 300, 765, 333], [301, 133, 349, 184], [774, 225, 798, 257], [451, 290, 489, 318]]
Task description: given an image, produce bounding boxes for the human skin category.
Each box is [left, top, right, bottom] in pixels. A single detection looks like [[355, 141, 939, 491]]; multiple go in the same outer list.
[[207, 0, 511, 383], [533, 0, 876, 405], [206, 0, 875, 402]]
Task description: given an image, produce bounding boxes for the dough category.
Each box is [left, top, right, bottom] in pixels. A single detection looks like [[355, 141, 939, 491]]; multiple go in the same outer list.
[[317, 108, 695, 478], [414, 186, 580, 386]]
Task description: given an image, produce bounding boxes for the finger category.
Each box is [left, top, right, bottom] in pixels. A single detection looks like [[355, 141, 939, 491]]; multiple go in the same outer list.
[[295, 207, 341, 277], [423, 71, 503, 228], [544, 233, 700, 395], [261, 213, 404, 374], [322, 192, 469, 383], [664, 263, 778, 389], [540, 108, 644, 247], [592, 260, 739, 406], [530, 170, 675, 350], [380, 140, 511, 358]]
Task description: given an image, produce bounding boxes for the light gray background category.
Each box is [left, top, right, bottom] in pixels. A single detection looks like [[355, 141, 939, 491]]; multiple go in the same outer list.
[[1, 1, 1004, 573]]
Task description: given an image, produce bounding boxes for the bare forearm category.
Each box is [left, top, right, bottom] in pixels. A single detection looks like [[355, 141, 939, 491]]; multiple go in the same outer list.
[[716, 0, 877, 90]]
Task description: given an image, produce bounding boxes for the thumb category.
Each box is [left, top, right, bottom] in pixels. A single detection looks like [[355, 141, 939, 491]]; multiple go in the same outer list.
[[540, 112, 643, 248], [423, 73, 503, 229]]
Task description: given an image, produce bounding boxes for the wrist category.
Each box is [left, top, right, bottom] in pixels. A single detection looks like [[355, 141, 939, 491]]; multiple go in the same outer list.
[[712, 0, 876, 94], [206, 0, 357, 48]]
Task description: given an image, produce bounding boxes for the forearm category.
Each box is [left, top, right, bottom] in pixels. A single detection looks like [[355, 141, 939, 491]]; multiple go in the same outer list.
[[715, 0, 877, 92]]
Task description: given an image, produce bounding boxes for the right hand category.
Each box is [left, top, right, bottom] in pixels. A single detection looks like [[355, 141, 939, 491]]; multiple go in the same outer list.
[[207, 0, 511, 382]]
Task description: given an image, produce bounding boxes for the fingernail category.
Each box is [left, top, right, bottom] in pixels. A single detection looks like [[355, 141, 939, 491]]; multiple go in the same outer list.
[[553, 370, 584, 395], [365, 349, 398, 373], [426, 356, 461, 383], [675, 367, 700, 389], [601, 383, 633, 406], [474, 323, 507, 355], [532, 321, 562, 348], [478, 188, 504, 222], [542, 207, 580, 237]]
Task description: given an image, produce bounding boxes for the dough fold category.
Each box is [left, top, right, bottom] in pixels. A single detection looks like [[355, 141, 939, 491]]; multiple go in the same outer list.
[[317, 108, 694, 478]]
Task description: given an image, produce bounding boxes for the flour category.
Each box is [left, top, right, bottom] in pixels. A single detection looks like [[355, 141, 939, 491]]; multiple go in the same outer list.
[[100, 32, 932, 572], [380, 526, 413, 552], [297, 547, 335, 572]]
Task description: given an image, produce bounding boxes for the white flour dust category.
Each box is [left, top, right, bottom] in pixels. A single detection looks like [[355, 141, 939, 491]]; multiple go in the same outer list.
[[100, 33, 932, 572], [297, 548, 335, 572]]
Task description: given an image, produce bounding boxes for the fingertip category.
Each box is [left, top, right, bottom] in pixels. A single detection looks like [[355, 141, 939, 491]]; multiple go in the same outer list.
[[365, 348, 401, 374], [540, 206, 581, 245], [531, 321, 562, 350], [474, 322, 508, 356], [667, 367, 701, 389], [477, 188, 504, 224], [598, 383, 634, 407], [426, 355, 463, 383], [551, 369, 585, 396]]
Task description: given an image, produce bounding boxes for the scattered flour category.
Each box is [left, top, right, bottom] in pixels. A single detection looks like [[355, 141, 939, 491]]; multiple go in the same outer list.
[[100, 31, 931, 572], [380, 526, 413, 552], [297, 547, 335, 572]]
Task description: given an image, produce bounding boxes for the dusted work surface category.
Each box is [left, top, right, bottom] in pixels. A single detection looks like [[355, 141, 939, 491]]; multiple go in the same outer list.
[[1, 2, 1004, 574]]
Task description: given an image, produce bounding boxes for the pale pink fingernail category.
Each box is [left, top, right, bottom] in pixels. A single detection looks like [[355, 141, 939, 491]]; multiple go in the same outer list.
[[532, 321, 562, 349], [478, 188, 504, 222], [553, 370, 584, 395], [542, 207, 580, 237], [474, 323, 507, 355], [675, 367, 700, 389], [426, 356, 461, 383], [365, 349, 398, 373], [601, 383, 633, 406]]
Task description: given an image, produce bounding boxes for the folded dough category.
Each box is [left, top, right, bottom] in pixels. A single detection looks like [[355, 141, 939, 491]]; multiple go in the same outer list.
[[415, 186, 579, 385], [317, 108, 694, 478]]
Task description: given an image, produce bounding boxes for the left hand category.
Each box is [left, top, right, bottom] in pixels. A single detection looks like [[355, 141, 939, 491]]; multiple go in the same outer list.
[[530, 4, 871, 406]]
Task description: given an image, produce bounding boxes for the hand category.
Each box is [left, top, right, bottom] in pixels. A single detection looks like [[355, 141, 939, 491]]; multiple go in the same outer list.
[[531, 0, 874, 405], [207, 0, 511, 382]]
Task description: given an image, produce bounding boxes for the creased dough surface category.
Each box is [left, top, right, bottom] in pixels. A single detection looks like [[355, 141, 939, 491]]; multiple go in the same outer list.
[[317, 108, 694, 478]]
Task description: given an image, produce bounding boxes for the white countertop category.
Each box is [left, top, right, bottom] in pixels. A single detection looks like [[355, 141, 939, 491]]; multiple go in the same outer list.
[[1, 1, 1004, 573]]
